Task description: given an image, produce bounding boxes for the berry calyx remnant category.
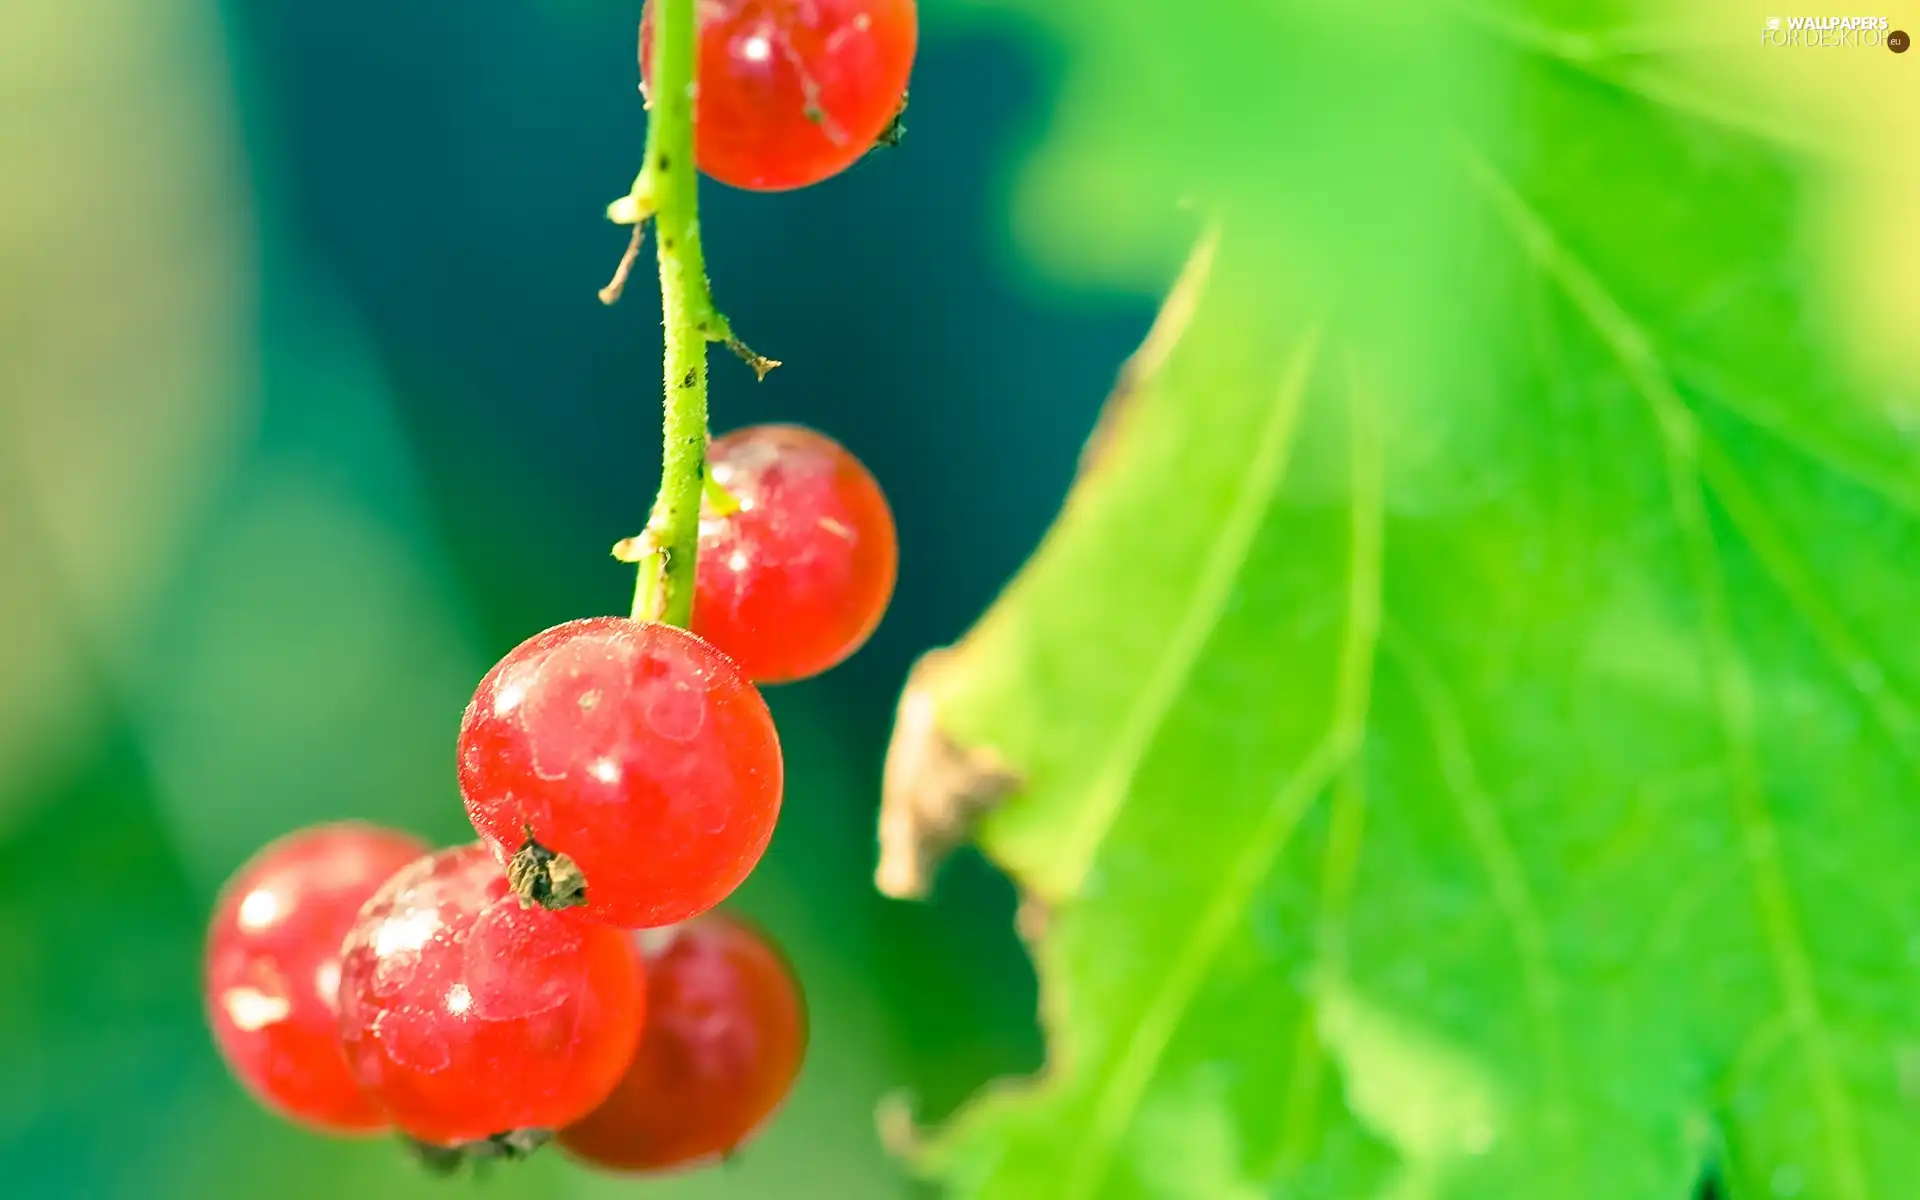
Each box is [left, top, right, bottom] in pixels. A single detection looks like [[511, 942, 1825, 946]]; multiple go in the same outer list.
[[506, 827, 588, 911]]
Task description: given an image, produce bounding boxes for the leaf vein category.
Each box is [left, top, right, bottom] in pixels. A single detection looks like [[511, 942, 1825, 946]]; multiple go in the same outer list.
[[1673, 358, 1920, 523], [1455, 6, 1831, 157], [1387, 627, 1575, 1188], [1059, 355, 1387, 1200], [1267, 398, 1378, 1176], [1050, 325, 1323, 897], [1694, 434, 1920, 779], [1462, 142, 1868, 1199]]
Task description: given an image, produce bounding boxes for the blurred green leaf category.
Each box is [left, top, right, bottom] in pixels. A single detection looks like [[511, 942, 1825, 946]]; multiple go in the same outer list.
[[894, 2, 1920, 1197], [0, 0, 250, 825], [130, 300, 492, 886]]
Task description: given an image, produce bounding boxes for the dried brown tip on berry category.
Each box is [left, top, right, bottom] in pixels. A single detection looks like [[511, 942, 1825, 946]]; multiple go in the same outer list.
[[403, 1135, 467, 1176], [876, 647, 1022, 899], [873, 91, 909, 150], [402, 1129, 553, 1175], [507, 833, 587, 911], [472, 1128, 553, 1160]]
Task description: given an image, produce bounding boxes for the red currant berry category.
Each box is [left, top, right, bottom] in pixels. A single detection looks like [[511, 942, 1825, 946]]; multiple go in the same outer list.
[[558, 912, 806, 1172], [641, 0, 918, 191], [205, 822, 427, 1134], [459, 617, 783, 928], [693, 425, 897, 684], [335, 844, 645, 1146]]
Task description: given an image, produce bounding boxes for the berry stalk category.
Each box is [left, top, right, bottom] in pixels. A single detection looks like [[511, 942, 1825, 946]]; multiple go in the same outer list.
[[623, 0, 713, 629]]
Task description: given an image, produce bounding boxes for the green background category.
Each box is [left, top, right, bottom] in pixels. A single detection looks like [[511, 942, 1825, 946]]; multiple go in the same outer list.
[[7, 0, 1918, 1197], [0, 0, 1113, 1195]]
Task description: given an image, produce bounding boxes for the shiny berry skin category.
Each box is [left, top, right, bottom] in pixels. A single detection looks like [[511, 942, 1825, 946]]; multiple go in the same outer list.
[[642, 0, 918, 191], [459, 617, 783, 928], [558, 912, 807, 1172], [335, 844, 646, 1145], [693, 425, 897, 684], [204, 822, 427, 1134]]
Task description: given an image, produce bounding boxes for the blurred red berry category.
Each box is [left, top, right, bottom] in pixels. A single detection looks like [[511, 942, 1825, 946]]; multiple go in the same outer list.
[[559, 912, 806, 1171], [694, 425, 897, 683], [205, 822, 427, 1133]]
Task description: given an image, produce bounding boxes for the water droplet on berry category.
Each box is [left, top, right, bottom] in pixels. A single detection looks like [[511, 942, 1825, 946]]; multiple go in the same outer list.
[[647, 677, 708, 742], [375, 1006, 454, 1074], [464, 901, 576, 1020]]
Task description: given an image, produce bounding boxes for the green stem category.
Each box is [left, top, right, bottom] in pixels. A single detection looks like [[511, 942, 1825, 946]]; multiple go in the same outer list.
[[627, 0, 713, 628]]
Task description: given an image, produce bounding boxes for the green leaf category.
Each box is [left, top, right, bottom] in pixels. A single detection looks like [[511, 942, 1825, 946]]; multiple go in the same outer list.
[[886, 3, 1920, 1197]]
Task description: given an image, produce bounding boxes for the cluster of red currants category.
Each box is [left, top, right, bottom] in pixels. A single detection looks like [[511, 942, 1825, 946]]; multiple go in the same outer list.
[[206, 422, 897, 1170], [204, 0, 916, 1173]]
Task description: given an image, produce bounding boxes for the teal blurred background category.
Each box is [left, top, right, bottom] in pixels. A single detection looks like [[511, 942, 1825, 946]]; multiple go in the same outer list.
[[0, 0, 1151, 1194]]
